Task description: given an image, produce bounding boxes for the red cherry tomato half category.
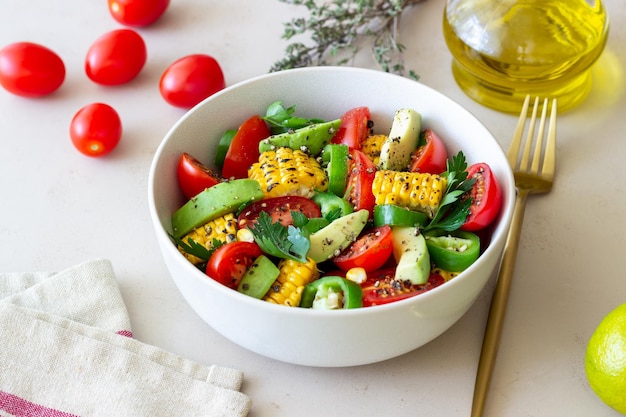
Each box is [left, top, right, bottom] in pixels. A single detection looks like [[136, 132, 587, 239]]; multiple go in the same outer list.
[[85, 29, 147, 85], [0, 42, 65, 97], [345, 149, 376, 215], [206, 241, 263, 289], [222, 115, 271, 179], [331, 106, 371, 149], [333, 225, 393, 272], [108, 0, 170, 27], [409, 129, 448, 174], [70, 103, 122, 157], [176, 153, 222, 200], [159, 54, 226, 108], [461, 162, 503, 231], [237, 196, 322, 229], [361, 268, 445, 307]]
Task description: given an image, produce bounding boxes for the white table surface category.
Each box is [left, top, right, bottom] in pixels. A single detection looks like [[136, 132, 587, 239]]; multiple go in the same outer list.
[[2, 1, 625, 416]]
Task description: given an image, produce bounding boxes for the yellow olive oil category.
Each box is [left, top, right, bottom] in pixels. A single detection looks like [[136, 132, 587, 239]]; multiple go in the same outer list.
[[443, 0, 609, 113]]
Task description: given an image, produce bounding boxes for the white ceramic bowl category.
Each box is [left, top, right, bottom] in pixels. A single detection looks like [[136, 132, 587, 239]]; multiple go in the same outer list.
[[148, 67, 515, 367]]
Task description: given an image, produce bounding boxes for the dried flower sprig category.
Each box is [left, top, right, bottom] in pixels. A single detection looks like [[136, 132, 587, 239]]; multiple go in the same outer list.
[[270, 0, 428, 79]]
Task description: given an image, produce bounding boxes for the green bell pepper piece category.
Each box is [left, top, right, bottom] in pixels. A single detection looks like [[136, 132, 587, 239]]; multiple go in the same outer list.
[[424, 230, 480, 272], [373, 204, 429, 228], [300, 276, 363, 309], [320, 144, 349, 196], [312, 191, 354, 219]]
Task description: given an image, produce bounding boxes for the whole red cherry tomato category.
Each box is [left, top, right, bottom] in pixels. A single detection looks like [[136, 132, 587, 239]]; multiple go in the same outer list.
[[159, 54, 225, 108], [108, 0, 170, 27], [70, 103, 122, 157], [0, 42, 65, 97], [85, 29, 147, 85]]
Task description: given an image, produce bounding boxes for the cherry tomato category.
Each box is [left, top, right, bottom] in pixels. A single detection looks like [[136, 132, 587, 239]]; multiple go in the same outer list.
[[159, 54, 226, 108], [177, 153, 222, 200], [345, 149, 376, 215], [0, 42, 65, 97], [331, 106, 371, 149], [70, 103, 122, 157], [409, 129, 448, 174], [237, 196, 322, 229], [206, 241, 263, 289], [361, 268, 445, 307], [85, 29, 146, 85], [461, 162, 503, 231], [333, 225, 393, 272], [108, 0, 170, 27], [222, 115, 271, 179]]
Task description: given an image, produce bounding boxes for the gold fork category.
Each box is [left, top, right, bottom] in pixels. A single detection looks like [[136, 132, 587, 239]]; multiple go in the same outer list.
[[471, 95, 558, 417]]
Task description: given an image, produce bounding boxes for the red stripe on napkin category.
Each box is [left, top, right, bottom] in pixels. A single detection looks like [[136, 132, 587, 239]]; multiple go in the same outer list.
[[116, 329, 133, 338], [0, 391, 80, 417]]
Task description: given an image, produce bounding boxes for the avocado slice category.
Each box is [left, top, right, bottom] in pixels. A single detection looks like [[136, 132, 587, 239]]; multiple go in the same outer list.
[[378, 108, 422, 171], [171, 179, 264, 239], [307, 209, 369, 263], [391, 226, 430, 285], [237, 255, 280, 299], [258, 119, 342, 156]]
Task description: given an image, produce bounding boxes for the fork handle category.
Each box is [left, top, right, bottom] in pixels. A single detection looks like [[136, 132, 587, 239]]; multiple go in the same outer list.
[[471, 190, 529, 417]]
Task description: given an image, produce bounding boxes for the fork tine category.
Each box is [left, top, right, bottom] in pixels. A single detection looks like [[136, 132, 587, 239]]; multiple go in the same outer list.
[[519, 97, 539, 171], [507, 94, 531, 167], [543, 99, 558, 177], [530, 98, 549, 174]]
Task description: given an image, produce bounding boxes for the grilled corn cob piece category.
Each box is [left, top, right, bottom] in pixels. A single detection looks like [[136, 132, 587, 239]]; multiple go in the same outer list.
[[263, 257, 319, 307], [372, 170, 447, 218], [177, 213, 238, 265], [248, 148, 328, 198], [360, 134, 387, 166]]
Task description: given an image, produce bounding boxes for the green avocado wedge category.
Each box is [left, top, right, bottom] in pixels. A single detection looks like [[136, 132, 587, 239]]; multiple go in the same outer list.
[[258, 119, 342, 156], [378, 108, 422, 171], [307, 209, 369, 263], [171, 179, 264, 239]]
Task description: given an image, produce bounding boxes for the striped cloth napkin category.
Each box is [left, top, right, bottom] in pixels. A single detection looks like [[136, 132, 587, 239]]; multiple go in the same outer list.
[[0, 258, 251, 417]]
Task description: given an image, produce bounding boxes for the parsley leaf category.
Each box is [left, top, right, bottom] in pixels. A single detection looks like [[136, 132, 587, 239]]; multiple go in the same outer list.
[[262, 101, 324, 134], [170, 235, 225, 261], [423, 151, 476, 232], [247, 211, 310, 262]]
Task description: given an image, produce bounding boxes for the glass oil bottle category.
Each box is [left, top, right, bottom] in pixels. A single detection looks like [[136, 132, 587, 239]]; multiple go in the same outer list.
[[443, 0, 609, 113]]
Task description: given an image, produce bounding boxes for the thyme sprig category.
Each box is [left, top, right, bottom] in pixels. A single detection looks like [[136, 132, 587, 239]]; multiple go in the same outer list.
[[270, 0, 428, 78]]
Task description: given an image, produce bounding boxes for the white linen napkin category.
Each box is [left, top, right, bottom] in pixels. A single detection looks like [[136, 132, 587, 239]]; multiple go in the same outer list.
[[0, 258, 251, 417]]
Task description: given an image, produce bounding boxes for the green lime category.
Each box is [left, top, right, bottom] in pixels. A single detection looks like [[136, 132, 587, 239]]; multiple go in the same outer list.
[[585, 303, 626, 415]]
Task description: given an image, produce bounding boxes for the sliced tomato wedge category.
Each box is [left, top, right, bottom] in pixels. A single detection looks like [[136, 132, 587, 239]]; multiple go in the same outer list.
[[461, 162, 503, 231], [344, 149, 376, 215], [408, 129, 448, 174], [361, 268, 445, 307], [333, 225, 393, 272], [222, 115, 271, 179], [331, 106, 371, 149], [177, 152, 221, 199], [205, 241, 263, 289], [237, 196, 322, 229]]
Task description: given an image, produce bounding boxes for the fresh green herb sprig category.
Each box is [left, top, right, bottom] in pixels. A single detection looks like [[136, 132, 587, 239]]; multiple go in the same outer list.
[[263, 101, 325, 134], [247, 211, 310, 262], [270, 0, 428, 78], [423, 151, 476, 232]]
